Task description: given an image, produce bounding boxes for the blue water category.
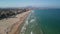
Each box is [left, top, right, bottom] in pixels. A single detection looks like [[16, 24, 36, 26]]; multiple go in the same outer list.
[[20, 9, 60, 34]]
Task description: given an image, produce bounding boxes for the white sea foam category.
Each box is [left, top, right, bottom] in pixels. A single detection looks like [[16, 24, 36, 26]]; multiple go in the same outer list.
[[30, 31, 33, 34], [30, 17, 36, 23], [30, 19, 35, 23], [20, 10, 33, 34], [20, 19, 29, 34], [25, 20, 28, 25]]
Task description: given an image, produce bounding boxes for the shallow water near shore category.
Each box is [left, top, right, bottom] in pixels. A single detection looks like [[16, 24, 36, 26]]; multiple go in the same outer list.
[[20, 9, 60, 34]]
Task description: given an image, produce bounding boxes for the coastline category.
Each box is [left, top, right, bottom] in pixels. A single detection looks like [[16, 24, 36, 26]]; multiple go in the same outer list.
[[7, 10, 31, 34], [0, 10, 31, 34]]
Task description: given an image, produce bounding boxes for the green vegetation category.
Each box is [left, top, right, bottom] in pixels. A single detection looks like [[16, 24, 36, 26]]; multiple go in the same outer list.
[[0, 8, 26, 20]]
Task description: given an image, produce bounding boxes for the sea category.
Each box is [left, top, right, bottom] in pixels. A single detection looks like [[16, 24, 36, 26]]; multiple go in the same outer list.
[[20, 9, 60, 34]]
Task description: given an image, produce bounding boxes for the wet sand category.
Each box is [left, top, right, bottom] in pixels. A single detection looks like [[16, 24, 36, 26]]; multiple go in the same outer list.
[[0, 11, 31, 34]]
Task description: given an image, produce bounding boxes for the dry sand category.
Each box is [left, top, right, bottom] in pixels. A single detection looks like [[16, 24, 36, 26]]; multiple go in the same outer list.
[[0, 11, 31, 34]]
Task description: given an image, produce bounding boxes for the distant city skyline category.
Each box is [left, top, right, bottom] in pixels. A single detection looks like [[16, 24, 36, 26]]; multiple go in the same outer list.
[[0, 0, 60, 8]]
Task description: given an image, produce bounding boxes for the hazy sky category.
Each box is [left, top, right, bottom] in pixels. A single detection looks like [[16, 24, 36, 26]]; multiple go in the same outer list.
[[0, 0, 60, 8]]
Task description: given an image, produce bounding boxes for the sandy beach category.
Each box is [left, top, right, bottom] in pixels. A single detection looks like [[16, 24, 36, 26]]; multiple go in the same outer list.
[[0, 10, 31, 34]]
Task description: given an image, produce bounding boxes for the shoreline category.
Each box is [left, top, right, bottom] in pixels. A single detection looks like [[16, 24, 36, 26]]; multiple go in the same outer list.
[[0, 10, 31, 34], [7, 10, 31, 34]]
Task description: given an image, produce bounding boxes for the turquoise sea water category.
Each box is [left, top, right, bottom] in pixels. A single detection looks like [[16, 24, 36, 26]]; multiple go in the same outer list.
[[20, 9, 60, 34]]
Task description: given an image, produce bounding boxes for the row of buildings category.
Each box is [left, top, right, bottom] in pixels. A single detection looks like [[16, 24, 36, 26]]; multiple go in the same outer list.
[[0, 8, 29, 19]]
